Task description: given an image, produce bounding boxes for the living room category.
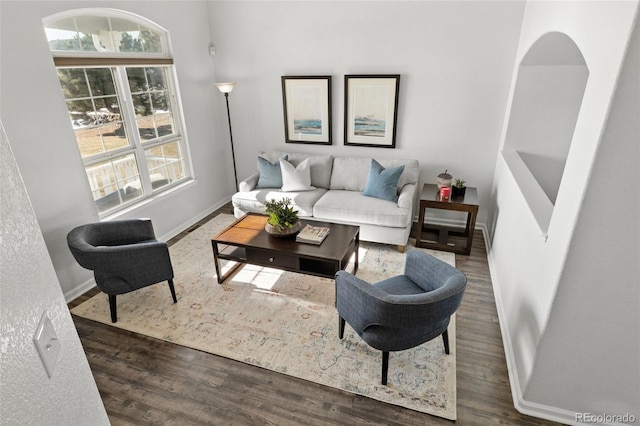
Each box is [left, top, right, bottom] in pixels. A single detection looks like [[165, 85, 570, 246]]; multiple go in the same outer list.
[[1, 1, 638, 425]]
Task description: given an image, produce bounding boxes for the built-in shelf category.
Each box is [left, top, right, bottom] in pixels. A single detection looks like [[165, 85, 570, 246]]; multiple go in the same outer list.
[[502, 31, 588, 236]]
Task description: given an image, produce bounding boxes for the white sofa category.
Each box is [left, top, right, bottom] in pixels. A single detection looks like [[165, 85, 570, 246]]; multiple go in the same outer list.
[[232, 151, 420, 251]]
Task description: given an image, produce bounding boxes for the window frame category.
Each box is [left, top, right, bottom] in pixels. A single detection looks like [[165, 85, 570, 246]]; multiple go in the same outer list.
[[44, 10, 191, 217]]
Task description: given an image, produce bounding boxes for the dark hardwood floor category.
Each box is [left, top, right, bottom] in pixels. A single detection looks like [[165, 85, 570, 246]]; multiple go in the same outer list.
[[69, 203, 562, 425]]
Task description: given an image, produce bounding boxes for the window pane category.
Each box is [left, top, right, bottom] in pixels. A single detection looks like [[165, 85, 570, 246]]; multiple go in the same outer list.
[[151, 90, 169, 112], [155, 113, 174, 137], [60, 68, 131, 157], [127, 67, 167, 93], [67, 98, 103, 158], [57, 69, 90, 98], [93, 96, 120, 119], [74, 126, 102, 158], [118, 30, 162, 54], [100, 119, 128, 153], [128, 67, 177, 141], [145, 141, 186, 190], [146, 67, 166, 90], [77, 31, 98, 52], [108, 18, 163, 54], [86, 69, 116, 96], [87, 154, 142, 213], [139, 29, 162, 54], [110, 17, 142, 53], [127, 68, 147, 92], [132, 93, 155, 140], [51, 16, 107, 52], [46, 25, 81, 51], [96, 96, 126, 151], [46, 14, 166, 55], [119, 31, 146, 53], [67, 99, 94, 127]]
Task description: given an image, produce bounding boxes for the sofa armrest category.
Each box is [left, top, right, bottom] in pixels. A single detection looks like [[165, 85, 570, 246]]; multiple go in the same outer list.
[[239, 172, 259, 192], [397, 183, 417, 210]]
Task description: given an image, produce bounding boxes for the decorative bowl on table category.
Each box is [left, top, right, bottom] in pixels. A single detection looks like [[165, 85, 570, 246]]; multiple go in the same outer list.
[[264, 197, 300, 238], [265, 221, 301, 237]]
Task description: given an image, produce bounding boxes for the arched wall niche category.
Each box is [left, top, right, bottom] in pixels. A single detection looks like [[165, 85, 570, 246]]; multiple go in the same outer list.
[[502, 31, 588, 234]]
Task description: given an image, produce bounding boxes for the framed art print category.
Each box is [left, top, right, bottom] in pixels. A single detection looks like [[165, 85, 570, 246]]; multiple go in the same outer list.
[[281, 76, 332, 145], [344, 74, 400, 148]]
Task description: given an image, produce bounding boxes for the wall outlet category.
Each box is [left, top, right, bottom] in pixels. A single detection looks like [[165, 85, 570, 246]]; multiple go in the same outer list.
[[33, 313, 60, 378]]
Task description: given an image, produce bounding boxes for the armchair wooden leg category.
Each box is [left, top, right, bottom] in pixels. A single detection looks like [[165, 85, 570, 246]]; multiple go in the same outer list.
[[168, 279, 177, 303], [338, 316, 345, 339], [397, 245, 406, 253], [382, 351, 389, 385], [108, 294, 117, 323], [442, 329, 450, 355]]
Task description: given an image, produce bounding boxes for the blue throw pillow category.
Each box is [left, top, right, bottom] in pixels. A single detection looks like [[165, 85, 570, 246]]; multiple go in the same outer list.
[[362, 159, 404, 202], [256, 155, 288, 188]]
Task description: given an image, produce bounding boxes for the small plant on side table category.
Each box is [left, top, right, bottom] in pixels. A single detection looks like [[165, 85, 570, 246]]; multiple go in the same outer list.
[[452, 178, 467, 197], [264, 198, 300, 236]]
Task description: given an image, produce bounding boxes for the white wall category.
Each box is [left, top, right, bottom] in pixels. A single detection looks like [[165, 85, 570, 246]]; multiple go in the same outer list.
[[1, 0, 526, 301], [1, 121, 109, 425], [526, 12, 639, 417], [488, 1, 639, 423], [0, 1, 232, 301], [207, 0, 525, 226]]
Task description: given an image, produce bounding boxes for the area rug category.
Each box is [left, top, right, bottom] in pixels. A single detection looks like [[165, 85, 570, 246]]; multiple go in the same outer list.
[[72, 214, 458, 420]]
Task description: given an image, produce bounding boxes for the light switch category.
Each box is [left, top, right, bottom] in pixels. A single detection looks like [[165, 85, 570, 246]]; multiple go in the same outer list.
[[33, 312, 60, 378]]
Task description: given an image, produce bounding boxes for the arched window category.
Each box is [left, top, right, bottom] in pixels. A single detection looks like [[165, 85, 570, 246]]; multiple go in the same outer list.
[[44, 10, 190, 216]]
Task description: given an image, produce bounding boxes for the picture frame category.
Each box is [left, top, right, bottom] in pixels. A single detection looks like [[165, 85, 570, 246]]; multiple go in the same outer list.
[[281, 76, 332, 145], [344, 74, 400, 148]]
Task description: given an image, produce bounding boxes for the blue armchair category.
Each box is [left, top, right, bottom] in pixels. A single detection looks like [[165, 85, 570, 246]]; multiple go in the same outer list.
[[335, 250, 467, 385], [67, 219, 176, 323]]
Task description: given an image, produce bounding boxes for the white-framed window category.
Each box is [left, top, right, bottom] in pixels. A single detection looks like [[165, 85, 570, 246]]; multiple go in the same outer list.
[[44, 10, 191, 216]]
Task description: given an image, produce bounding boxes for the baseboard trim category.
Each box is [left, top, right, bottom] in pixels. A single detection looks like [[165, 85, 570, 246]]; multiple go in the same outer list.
[[157, 196, 232, 242], [64, 276, 97, 303], [480, 224, 580, 426]]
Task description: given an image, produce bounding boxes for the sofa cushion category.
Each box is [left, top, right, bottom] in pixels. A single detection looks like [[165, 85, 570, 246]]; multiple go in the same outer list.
[[232, 188, 327, 217], [256, 155, 287, 188], [330, 157, 419, 192], [280, 158, 315, 192], [363, 159, 405, 202], [259, 151, 333, 189], [329, 157, 370, 191], [313, 190, 411, 228]]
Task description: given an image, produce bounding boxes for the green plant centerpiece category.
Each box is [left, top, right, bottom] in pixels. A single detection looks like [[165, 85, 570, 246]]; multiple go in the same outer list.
[[452, 178, 467, 197], [264, 197, 301, 237]]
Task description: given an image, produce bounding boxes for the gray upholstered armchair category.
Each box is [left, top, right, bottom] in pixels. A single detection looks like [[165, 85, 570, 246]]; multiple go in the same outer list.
[[67, 219, 177, 323], [335, 250, 467, 385]]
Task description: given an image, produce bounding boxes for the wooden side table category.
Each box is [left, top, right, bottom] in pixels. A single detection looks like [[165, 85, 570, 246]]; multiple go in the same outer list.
[[416, 183, 479, 255]]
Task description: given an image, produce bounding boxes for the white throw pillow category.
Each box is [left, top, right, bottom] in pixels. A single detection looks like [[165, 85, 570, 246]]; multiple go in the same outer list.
[[280, 158, 316, 192]]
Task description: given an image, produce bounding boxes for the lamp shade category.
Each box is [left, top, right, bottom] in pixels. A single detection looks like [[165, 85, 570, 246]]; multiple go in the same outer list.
[[214, 82, 236, 94]]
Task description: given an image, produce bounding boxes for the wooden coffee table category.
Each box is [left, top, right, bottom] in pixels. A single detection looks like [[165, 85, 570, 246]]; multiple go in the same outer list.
[[211, 213, 359, 284]]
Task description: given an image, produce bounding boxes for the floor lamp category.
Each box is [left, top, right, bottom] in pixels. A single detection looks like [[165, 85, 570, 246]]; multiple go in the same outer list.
[[215, 82, 238, 190]]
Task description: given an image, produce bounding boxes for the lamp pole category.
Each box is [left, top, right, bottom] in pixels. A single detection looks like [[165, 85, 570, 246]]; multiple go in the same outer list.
[[215, 82, 238, 190]]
